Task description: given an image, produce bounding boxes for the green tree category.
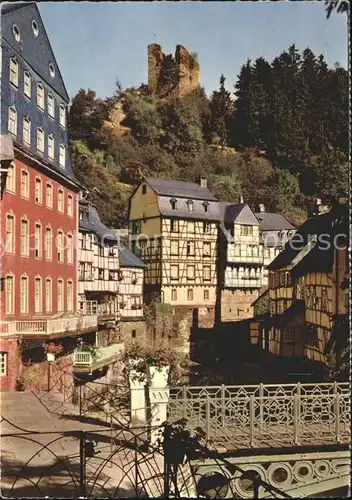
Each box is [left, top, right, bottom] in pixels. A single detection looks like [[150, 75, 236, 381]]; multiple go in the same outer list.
[[210, 74, 233, 147]]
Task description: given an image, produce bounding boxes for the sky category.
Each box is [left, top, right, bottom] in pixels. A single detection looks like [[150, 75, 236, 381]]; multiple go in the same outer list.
[[38, 1, 349, 101]]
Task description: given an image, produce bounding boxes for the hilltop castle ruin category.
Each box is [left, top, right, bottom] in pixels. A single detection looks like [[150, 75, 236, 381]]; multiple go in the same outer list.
[[147, 44, 200, 98]]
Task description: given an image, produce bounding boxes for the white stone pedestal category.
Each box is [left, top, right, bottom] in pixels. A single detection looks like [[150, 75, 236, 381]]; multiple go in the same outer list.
[[46, 353, 55, 362], [129, 370, 147, 428], [149, 366, 170, 446]]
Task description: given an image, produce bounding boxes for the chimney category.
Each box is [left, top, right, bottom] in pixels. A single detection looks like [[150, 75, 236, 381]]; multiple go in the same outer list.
[[199, 177, 207, 189], [258, 204, 265, 213], [239, 196, 244, 204]]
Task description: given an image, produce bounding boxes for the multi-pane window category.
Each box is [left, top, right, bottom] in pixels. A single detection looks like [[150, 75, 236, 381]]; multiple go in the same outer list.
[[78, 263, 85, 280], [45, 278, 52, 312], [171, 289, 177, 301], [20, 219, 29, 256], [170, 220, 179, 233], [187, 241, 195, 256], [187, 289, 194, 301], [6, 163, 15, 193], [241, 225, 253, 236], [37, 83, 44, 109], [204, 289, 209, 300], [59, 104, 66, 128], [188, 221, 195, 233], [67, 281, 73, 311], [35, 178, 42, 203], [5, 275, 14, 315], [6, 214, 14, 253], [20, 276, 28, 314], [24, 71, 31, 98], [37, 127, 44, 152], [283, 328, 294, 342], [45, 227, 52, 260], [67, 234, 73, 264], [48, 93, 55, 117], [23, 117, 31, 144], [0, 352, 7, 376], [57, 231, 64, 262], [170, 240, 178, 256], [171, 265, 179, 280], [67, 194, 73, 217], [34, 277, 42, 313], [35, 223, 42, 258], [8, 107, 17, 135], [57, 189, 64, 212], [203, 222, 211, 234], [187, 265, 195, 280], [48, 134, 54, 159], [59, 144, 65, 168], [57, 280, 64, 312], [10, 58, 18, 86], [203, 265, 211, 281], [46, 183, 53, 208], [203, 242, 211, 257]]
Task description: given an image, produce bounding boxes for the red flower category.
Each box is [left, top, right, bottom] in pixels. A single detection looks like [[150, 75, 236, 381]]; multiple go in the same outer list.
[[177, 371, 182, 377]]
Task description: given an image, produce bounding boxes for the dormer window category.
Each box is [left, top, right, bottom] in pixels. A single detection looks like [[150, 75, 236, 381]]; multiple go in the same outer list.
[[142, 184, 147, 194], [203, 201, 209, 213], [12, 24, 21, 43], [32, 20, 39, 37], [170, 198, 177, 210], [187, 200, 194, 212]]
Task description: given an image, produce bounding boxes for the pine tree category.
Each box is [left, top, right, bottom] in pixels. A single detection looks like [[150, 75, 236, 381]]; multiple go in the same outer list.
[[210, 74, 233, 148]]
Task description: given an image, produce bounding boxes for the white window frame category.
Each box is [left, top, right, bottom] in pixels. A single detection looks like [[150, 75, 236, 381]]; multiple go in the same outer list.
[[24, 71, 31, 98], [0, 352, 8, 376], [67, 233, 73, 264], [46, 183, 53, 208], [6, 162, 16, 193], [67, 280, 73, 312], [45, 278, 52, 313], [34, 276, 42, 313], [35, 177, 42, 204], [48, 134, 54, 160], [10, 57, 18, 87], [67, 194, 73, 217], [20, 218, 29, 256], [23, 117, 31, 145], [59, 104, 66, 128], [57, 231, 64, 263], [35, 223, 42, 258], [37, 127, 44, 153], [37, 83, 44, 110], [8, 107, 17, 136], [47, 93, 55, 117], [45, 226, 52, 260], [57, 189, 64, 213], [5, 275, 15, 315], [59, 144, 65, 168], [5, 213, 15, 253], [20, 275, 29, 314], [57, 279, 64, 312]]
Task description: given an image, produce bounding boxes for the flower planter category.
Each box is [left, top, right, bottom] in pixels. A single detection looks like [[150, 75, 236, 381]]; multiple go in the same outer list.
[[46, 352, 55, 362], [129, 365, 147, 428]]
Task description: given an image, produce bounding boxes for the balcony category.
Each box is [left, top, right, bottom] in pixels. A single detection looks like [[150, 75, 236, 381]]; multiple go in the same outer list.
[[73, 342, 124, 372], [79, 300, 119, 324], [0, 315, 97, 338]]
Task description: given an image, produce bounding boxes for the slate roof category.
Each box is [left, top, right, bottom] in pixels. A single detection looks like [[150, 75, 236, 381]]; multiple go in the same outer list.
[[145, 177, 217, 201], [219, 203, 260, 225], [158, 196, 221, 221], [254, 213, 295, 231], [79, 203, 117, 242], [118, 247, 146, 268]]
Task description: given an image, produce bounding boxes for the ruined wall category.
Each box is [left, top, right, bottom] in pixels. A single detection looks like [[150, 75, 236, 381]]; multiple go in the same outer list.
[[147, 43, 199, 98], [221, 289, 260, 322]]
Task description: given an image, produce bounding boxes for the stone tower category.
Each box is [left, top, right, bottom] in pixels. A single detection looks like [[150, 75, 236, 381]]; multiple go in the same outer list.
[[148, 44, 164, 94], [175, 44, 200, 97]]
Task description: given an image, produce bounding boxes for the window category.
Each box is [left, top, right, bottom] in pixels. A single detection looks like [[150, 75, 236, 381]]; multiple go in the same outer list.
[[187, 241, 195, 256], [203, 266, 211, 281], [34, 277, 42, 313], [23, 117, 31, 144], [20, 219, 29, 256], [307, 325, 318, 346], [45, 227, 52, 260], [170, 198, 177, 210], [187, 200, 194, 212], [35, 223, 42, 258], [0, 352, 7, 376], [321, 288, 328, 311], [6, 163, 15, 193], [49, 63, 55, 78], [59, 104, 66, 128], [203, 222, 211, 234], [279, 272, 285, 287], [98, 268, 104, 280], [79, 263, 85, 280], [171, 265, 179, 280], [46, 183, 53, 208], [32, 19, 39, 36], [241, 225, 253, 236], [48, 93, 54, 117], [170, 219, 179, 233], [24, 71, 31, 98], [48, 134, 54, 159], [187, 265, 195, 280], [10, 58, 18, 87], [59, 144, 65, 168], [170, 240, 178, 256], [57, 280, 64, 312], [171, 289, 177, 301], [37, 127, 44, 152], [45, 278, 52, 312], [37, 83, 44, 110], [142, 184, 147, 194], [203, 202, 209, 213], [187, 289, 193, 301], [188, 221, 195, 233], [67, 194, 73, 217], [35, 178, 42, 203], [5, 275, 14, 315], [12, 23, 21, 42], [283, 328, 294, 342], [20, 276, 28, 314], [67, 234, 73, 264], [57, 231, 64, 262], [5, 214, 14, 253], [67, 281, 73, 312], [8, 107, 17, 135], [58, 189, 64, 212], [204, 289, 209, 300], [203, 242, 211, 257]]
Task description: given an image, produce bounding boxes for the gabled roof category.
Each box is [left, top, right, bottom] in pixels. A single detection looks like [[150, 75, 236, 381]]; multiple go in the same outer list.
[[79, 202, 117, 242], [254, 212, 295, 231], [220, 203, 259, 225], [145, 177, 217, 202], [264, 300, 305, 328], [1, 2, 69, 101], [118, 247, 145, 268]]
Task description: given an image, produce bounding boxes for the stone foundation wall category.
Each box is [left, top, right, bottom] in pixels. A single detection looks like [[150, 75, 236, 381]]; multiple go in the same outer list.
[[96, 328, 121, 347], [221, 289, 259, 322], [172, 306, 215, 358], [120, 320, 147, 346]]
